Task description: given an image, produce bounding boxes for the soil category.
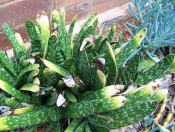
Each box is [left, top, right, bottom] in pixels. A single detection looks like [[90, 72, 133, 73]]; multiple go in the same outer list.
[[101, 16, 140, 43]]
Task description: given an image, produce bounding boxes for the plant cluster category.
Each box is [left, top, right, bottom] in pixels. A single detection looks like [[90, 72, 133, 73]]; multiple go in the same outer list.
[[0, 9, 174, 131], [126, 0, 175, 62]]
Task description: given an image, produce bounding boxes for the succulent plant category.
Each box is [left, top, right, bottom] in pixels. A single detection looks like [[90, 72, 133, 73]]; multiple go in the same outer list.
[[0, 9, 174, 131], [126, 0, 175, 63]]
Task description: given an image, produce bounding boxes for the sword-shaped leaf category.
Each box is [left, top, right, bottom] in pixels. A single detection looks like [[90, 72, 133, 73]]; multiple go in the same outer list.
[[105, 42, 117, 85], [2, 23, 26, 58], [0, 80, 41, 104], [62, 58, 74, 71], [45, 35, 57, 63], [0, 49, 19, 77], [76, 51, 92, 88], [30, 40, 42, 54], [135, 54, 175, 85], [74, 14, 97, 54], [65, 89, 77, 103], [108, 24, 116, 43], [68, 14, 78, 39], [25, 20, 38, 42], [138, 57, 160, 73], [117, 54, 139, 90], [27, 69, 39, 83], [36, 12, 50, 58], [0, 107, 61, 131], [108, 102, 157, 129], [115, 28, 147, 69]]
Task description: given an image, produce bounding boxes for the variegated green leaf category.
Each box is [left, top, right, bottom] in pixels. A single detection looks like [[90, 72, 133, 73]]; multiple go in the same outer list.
[[0, 107, 61, 131], [80, 18, 98, 45], [89, 121, 109, 132], [0, 80, 41, 104], [20, 83, 40, 92], [36, 12, 50, 58], [0, 49, 19, 77], [55, 47, 65, 65], [94, 36, 103, 49], [65, 89, 77, 103], [108, 24, 116, 43], [45, 35, 57, 63], [62, 102, 94, 118], [0, 93, 6, 106], [94, 70, 106, 90], [76, 51, 92, 88], [117, 54, 139, 89], [138, 57, 160, 72], [108, 102, 157, 129], [30, 40, 42, 54], [62, 58, 74, 71], [135, 54, 175, 85], [5, 98, 23, 109], [0, 65, 15, 85], [105, 42, 117, 85], [25, 20, 38, 42], [85, 123, 92, 132], [43, 68, 60, 86], [115, 28, 147, 69], [68, 14, 78, 39], [15, 64, 40, 88], [65, 119, 81, 132], [42, 59, 70, 77], [74, 14, 97, 54], [2, 23, 26, 58], [75, 122, 86, 132], [45, 93, 58, 106]]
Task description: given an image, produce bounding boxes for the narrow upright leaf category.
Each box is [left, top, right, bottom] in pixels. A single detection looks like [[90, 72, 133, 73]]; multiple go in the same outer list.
[[2, 23, 26, 58], [117, 54, 139, 89], [45, 35, 57, 63], [105, 42, 117, 85], [0, 49, 19, 77], [25, 20, 38, 42], [74, 14, 97, 53], [68, 14, 78, 38], [36, 12, 50, 58], [115, 28, 147, 69]]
